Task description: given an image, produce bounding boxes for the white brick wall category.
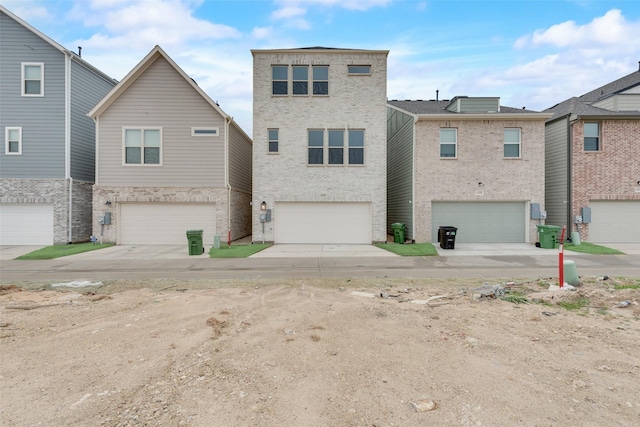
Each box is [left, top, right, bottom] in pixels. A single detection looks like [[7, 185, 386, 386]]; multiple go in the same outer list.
[[252, 49, 389, 243]]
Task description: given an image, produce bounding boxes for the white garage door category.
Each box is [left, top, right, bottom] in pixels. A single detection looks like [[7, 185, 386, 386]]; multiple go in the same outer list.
[[120, 203, 216, 245], [0, 203, 54, 245], [274, 202, 371, 244], [431, 202, 526, 243], [588, 201, 640, 243]]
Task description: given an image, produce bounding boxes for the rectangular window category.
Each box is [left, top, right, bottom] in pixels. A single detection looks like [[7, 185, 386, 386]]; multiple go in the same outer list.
[[584, 122, 600, 151], [348, 65, 371, 75], [348, 130, 364, 164], [191, 127, 219, 136], [440, 129, 457, 158], [5, 127, 22, 155], [22, 63, 44, 96], [272, 65, 288, 95], [504, 128, 521, 158], [328, 130, 344, 164], [308, 130, 324, 165], [268, 129, 279, 153], [124, 128, 161, 165], [292, 65, 308, 95], [312, 65, 328, 95]]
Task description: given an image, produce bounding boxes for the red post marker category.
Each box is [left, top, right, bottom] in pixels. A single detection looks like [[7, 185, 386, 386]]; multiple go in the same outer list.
[[559, 226, 566, 288]]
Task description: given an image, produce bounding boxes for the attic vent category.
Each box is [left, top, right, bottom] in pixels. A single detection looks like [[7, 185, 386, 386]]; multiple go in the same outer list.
[[192, 127, 219, 137]]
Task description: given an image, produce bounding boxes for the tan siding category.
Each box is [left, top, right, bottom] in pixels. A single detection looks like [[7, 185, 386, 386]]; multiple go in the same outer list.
[[228, 123, 252, 193], [544, 118, 569, 227], [97, 57, 226, 187]]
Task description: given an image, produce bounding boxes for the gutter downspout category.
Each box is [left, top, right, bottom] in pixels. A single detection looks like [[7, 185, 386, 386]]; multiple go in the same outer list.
[[225, 116, 232, 244], [65, 51, 73, 243]]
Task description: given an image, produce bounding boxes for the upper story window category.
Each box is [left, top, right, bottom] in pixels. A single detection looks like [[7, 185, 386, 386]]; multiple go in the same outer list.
[[308, 128, 365, 165], [124, 128, 162, 165], [5, 127, 22, 155], [504, 128, 521, 158], [348, 65, 371, 75], [440, 128, 457, 158], [328, 130, 344, 164], [292, 65, 308, 95], [22, 63, 44, 96], [584, 122, 600, 151], [272, 65, 288, 95], [348, 130, 364, 164], [308, 129, 324, 165], [312, 65, 329, 95], [268, 129, 279, 153], [191, 127, 219, 136]]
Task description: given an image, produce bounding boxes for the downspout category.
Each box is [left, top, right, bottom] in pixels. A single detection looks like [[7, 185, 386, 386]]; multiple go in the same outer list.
[[225, 116, 232, 244], [65, 51, 73, 243], [566, 115, 573, 233]]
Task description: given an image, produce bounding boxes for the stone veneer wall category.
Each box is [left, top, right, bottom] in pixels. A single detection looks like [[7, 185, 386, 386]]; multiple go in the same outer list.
[[0, 178, 92, 244]]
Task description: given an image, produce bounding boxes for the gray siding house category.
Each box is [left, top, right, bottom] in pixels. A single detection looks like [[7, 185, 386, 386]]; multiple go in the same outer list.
[[0, 5, 117, 245], [252, 47, 389, 244], [544, 66, 640, 243], [88, 46, 252, 246], [387, 97, 551, 244]]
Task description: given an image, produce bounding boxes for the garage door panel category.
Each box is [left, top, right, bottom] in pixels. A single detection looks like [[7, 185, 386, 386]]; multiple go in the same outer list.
[[431, 202, 525, 243], [0, 203, 54, 245], [589, 201, 640, 243], [120, 203, 216, 245], [275, 202, 370, 244]]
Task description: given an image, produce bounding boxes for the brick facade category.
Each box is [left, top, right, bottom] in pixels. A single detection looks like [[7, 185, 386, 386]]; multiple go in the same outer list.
[[92, 186, 250, 244], [413, 118, 547, 243], [571, 119, 640, 241], [252, 49, 388, 243], [0, 178, 93, 244]]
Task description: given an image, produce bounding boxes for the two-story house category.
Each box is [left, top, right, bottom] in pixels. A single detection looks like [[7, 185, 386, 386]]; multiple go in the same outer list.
[[387, 97, 551, 244], [0, 5, 117, 245], [251, 47, 389, 244], [544, 65, 640, 243], [88, 46, 252, 246]]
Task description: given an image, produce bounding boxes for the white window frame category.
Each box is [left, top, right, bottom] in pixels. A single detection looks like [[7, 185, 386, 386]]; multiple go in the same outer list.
[[22, 62, 44, 96], [272, 65, 288, 95], [191, 127, 219, 137], [292, 65, 309, 95], [503, 128, 521, 158], [328, 129, 344, 165], [308, 129, 324, 165], [312, 65, 329, 96], [584, 122, 600, 152], [122, 127, 163, 166], [348, 129, 365, 165], [268, 128, 279, 153], [439, 128, 457, 158], [5, 127, 22, 155]]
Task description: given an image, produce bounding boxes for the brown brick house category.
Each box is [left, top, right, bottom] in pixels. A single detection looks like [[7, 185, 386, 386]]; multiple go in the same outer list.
[[544, 66, 640, 243]]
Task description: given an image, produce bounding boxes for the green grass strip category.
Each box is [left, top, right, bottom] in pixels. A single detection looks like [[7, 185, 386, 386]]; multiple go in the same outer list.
[[16, 243, 114, 260], [209, 243, 271, 258], [374, 242, 438, 256]]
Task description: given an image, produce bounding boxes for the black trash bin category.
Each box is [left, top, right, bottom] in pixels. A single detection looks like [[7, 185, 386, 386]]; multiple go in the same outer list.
[[439, 226, 457, 249]]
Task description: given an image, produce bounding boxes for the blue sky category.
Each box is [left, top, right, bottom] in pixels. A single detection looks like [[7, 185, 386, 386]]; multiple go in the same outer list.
[[4, 0, 640, 134]]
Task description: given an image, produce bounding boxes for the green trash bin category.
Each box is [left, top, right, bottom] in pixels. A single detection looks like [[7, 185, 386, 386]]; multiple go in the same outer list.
[[391, 223, 405, 244], [536, 225, 561, 249], [186, 229, 204, 255]]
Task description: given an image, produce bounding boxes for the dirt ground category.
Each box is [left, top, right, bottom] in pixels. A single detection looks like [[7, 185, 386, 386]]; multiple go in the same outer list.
[[1, 276, 639, 427]]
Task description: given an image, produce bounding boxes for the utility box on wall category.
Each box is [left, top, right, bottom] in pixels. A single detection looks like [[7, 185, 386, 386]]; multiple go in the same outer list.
[[530, 203, 541, 220], [581, 207, 591, 224]]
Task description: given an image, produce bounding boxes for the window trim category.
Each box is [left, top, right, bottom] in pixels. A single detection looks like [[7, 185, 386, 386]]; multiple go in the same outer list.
[[5, 127, 22, 155], [268, 128, 279, 153], [308, 129, 324, 165], [272, 65, 288, 95], [22, 62, 44, 97], [347, 65, 371, 75], [292, 65, 309, 96], [191, 127, 219, 137], [328, 129, 344, 165], [347, 129, 365, 165], [439, 128, 457, 159], [312, 65, 329, 96], [503, 128, 521, 159], [584, 122, 601, 152], [122, 127, 163, 166]]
